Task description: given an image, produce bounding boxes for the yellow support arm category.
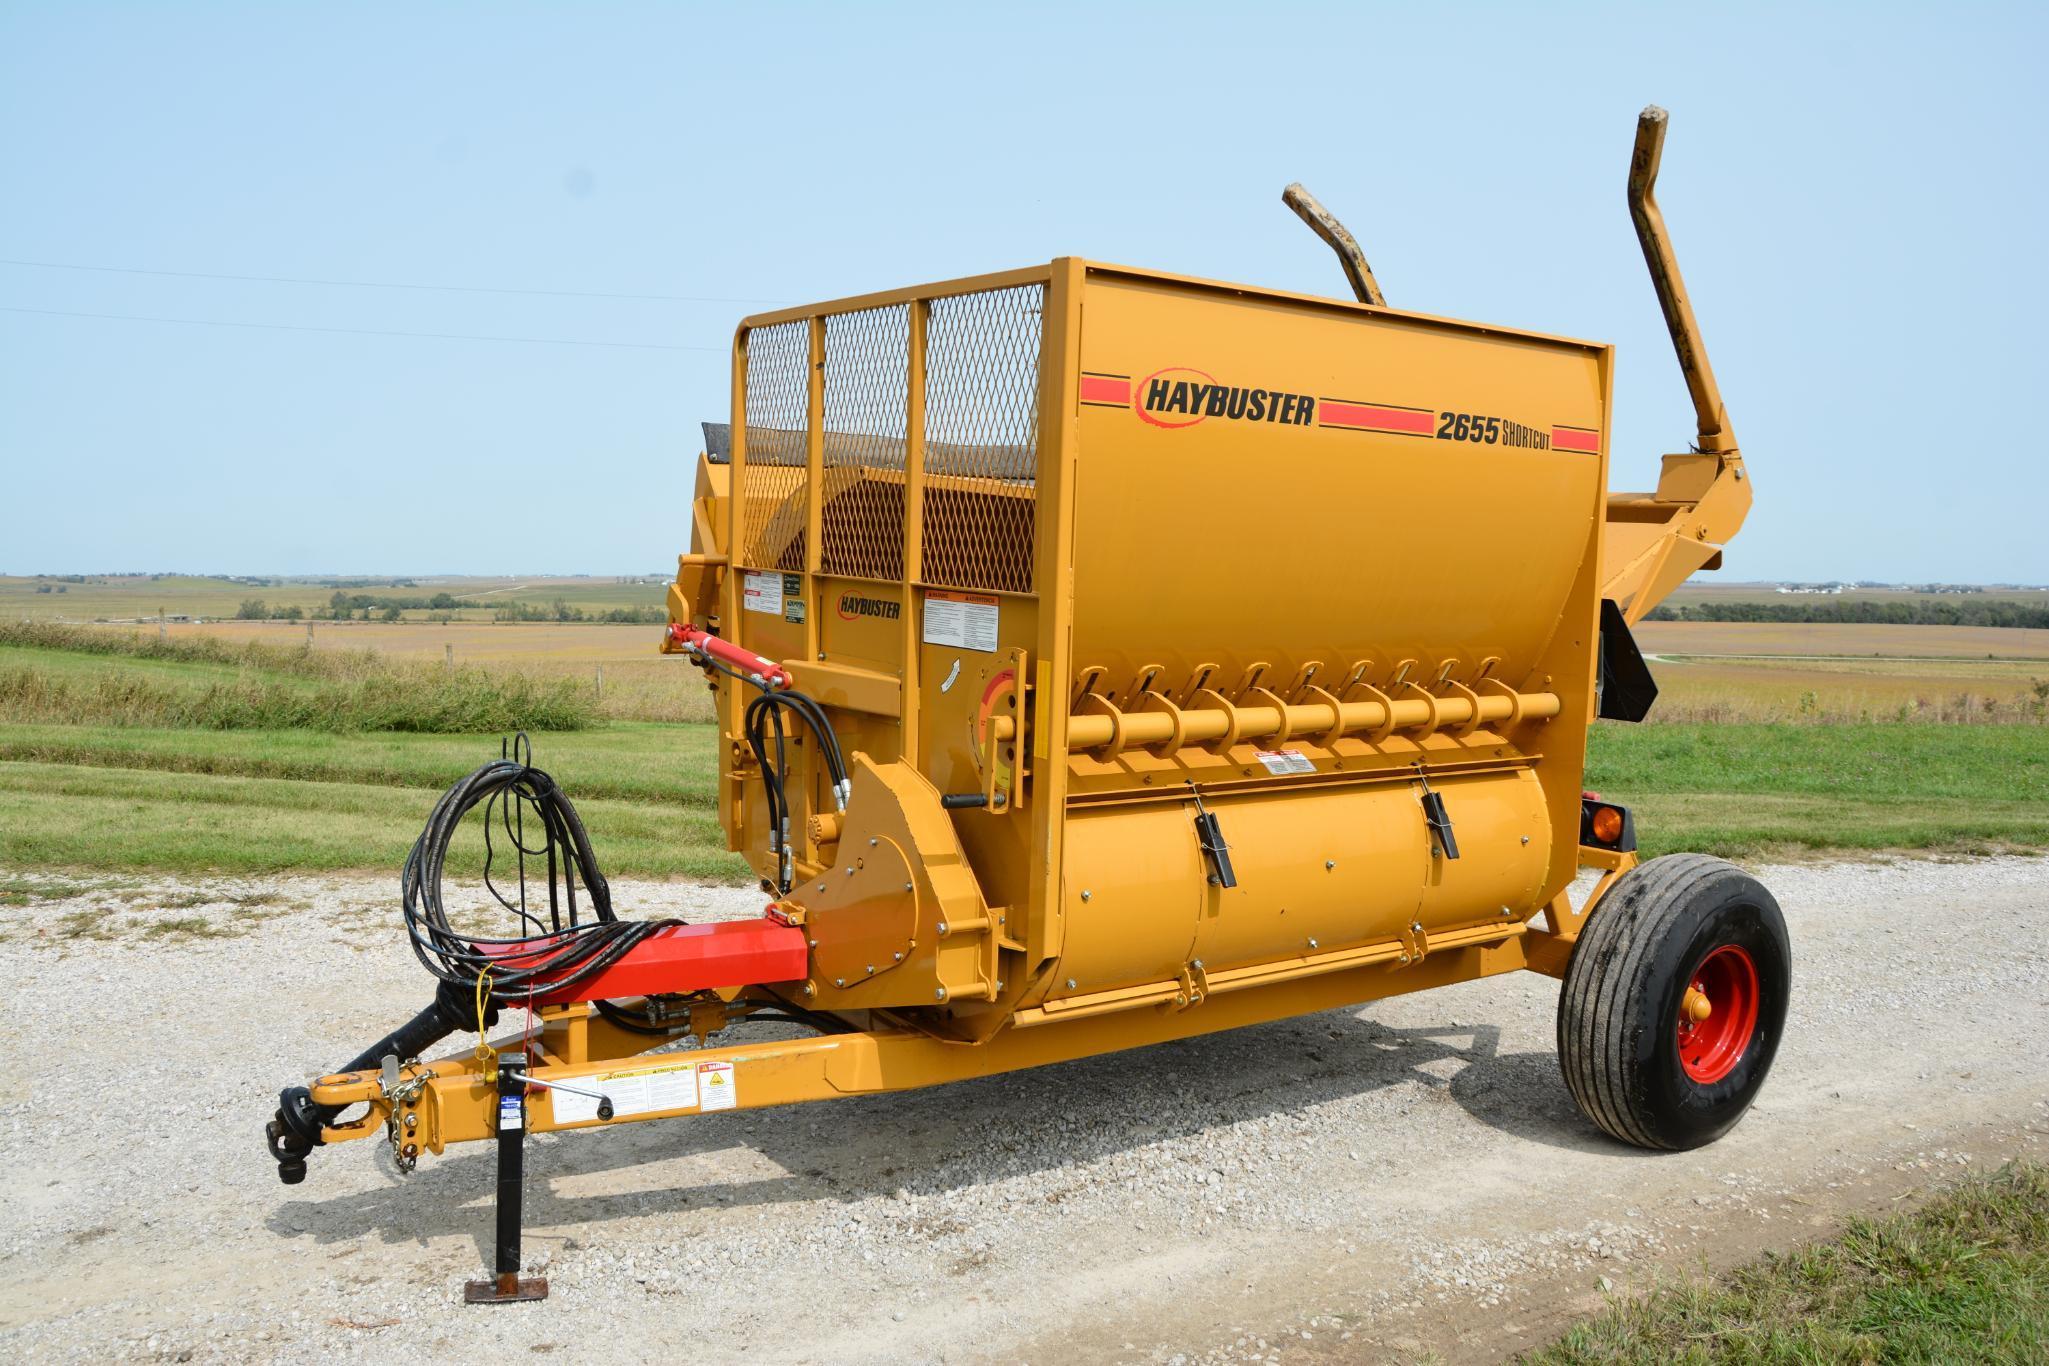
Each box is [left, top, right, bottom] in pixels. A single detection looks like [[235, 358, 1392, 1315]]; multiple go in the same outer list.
[[1602, 105, 1752, 623]]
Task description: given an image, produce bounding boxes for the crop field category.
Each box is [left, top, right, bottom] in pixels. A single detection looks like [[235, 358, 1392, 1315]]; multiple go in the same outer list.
[[0, 573, 666, 624], [83, 618, 715, 723], [1635, 620, 2049, 722]]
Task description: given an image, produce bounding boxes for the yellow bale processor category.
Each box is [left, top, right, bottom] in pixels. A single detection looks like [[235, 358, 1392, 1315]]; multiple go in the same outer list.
[[269, 108, 1787, 1304]]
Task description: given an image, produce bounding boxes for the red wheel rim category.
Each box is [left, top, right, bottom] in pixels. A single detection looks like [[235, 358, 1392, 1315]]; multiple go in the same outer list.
[[1676, 944, 1759, 1084]]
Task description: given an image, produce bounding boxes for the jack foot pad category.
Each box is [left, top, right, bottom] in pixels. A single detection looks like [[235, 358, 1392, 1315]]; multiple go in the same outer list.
[[463, 1273, 549, 1304]]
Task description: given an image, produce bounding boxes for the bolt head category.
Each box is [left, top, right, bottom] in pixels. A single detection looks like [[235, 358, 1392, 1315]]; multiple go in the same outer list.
[[834, 977, 845, 988], [1065, 978, 1078, 990], [1520, 835, 1531, 845], [803, 982, 815, 996], [1080, 889, 1092, 902], [1324, 860, 1335, 871], [934, 987, 947, 1001], [893, 951, 903, 961], [869, 837, 878, 847], [937, 921, 949, 935], [1410, 921, 1422, 932], [903, 882, 913, 892], [865, 964, 875, 974], [1308, 938, 1319, 950], [1192, 959, 1204, 971]]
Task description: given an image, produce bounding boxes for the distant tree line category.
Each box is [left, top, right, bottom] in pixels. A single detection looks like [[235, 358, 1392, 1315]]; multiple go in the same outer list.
[[226, 591, 665, 625], [492, 598, 665, 624], [1647, 599, 2049, 628], [325, 590, 464, 615]]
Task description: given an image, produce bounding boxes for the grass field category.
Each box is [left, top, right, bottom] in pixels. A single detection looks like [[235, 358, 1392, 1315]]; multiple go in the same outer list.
[[1633, 620, 2049, 723], [1527, 1160, 2049, 1362], [1, 715, 2042, 879], [63, 619, 717, 723], [2, 604, 2044, 881]]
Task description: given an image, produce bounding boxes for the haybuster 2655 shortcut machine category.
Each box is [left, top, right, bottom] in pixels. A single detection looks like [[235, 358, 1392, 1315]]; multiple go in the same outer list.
[[268, 108, 1787, 1303]]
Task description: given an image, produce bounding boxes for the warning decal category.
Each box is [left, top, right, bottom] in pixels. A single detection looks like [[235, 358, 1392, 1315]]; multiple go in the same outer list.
[[742, 571, 782, 615], [1253, 749, 1316, 776], [923, 590, 1000, 653], [550, 1060, 699, 1124], [697, 1060, 738, 1111]]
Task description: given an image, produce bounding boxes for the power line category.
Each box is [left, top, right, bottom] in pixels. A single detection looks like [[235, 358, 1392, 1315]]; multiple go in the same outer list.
[[0, 256, 788, 306], [0, 304, 723, 352]]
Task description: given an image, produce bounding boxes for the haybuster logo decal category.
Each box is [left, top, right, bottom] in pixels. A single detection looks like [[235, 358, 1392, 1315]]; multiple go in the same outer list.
[[1077, 366, 1599, 451], [836, 592, 901, 622], [1135, 366, 1317, 430]]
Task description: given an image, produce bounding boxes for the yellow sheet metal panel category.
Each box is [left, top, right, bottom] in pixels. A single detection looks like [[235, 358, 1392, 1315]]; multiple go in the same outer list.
[[1068, 267, 1607, 697]]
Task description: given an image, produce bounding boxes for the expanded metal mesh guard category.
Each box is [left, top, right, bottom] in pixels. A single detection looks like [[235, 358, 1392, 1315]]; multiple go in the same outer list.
[[741, 320, 810, 572], [820, 304, 911, 581], [739, 282, 1043, 593], [921, 284, 1043, 595]]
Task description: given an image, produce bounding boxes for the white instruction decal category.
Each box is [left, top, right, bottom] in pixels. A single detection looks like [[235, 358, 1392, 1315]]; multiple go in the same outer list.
[[742, 570, 782, 615], [697, 1060, 738, 1111], [923, 591, 999, 653], [550, 1060, 699, 1125], [497, 1096, 523, 1131], [1253, 749, 1316, 776]]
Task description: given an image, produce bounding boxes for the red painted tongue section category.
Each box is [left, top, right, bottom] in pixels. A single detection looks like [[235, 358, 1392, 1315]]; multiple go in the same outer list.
[[475, 919, 809, 1007]]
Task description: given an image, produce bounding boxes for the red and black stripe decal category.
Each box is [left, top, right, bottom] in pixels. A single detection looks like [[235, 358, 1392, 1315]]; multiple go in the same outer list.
[[1080, 371, 1131, 409], [1551, 423, 1601, 453], [1317, 398, 1435, 438]]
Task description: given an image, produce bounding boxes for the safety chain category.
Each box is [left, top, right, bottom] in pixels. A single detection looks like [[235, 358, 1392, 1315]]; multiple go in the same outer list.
[[382, 1062, 433, 1175]]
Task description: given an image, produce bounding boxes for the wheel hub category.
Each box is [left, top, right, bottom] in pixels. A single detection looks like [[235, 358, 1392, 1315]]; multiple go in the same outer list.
[[1675, 944, 1759, 1084]]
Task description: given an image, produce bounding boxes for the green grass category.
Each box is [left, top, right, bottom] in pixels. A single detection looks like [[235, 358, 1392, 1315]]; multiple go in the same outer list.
[[1586, 723, 2049, 859], [0, 720, 2038, 879], [0, 623, 595, 733], [0, 642, 270, 689], [0, 721, 718, 805], [0, 759, 746, 880], [1525, 1160, 2049, 1363]]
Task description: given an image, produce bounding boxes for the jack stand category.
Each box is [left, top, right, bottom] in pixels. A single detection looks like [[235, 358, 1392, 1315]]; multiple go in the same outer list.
[[464, 1054, 548, 1304]]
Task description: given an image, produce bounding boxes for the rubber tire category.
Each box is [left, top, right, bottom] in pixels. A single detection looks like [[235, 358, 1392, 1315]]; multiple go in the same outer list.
[[1558, 853, 1790, 1150]]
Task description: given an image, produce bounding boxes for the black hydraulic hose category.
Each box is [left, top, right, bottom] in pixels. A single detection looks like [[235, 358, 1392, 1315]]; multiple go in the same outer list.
[[400, 755, 682, 1005], [743, 687, 850, 894]]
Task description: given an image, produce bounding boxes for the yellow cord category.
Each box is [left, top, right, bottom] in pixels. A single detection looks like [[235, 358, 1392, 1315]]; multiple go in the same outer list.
[[473, 965, 496, 1081]]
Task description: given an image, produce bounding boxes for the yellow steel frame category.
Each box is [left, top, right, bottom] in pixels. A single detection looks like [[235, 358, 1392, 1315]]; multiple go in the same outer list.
[[307, 847, 1635, 1154]]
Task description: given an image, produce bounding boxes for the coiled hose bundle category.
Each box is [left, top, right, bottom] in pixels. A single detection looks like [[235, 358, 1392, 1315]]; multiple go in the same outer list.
[[400, 736, 681, 1007]]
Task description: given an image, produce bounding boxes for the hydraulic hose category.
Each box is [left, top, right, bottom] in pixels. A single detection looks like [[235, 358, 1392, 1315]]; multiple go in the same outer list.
[[400, 746, 682, 1005]]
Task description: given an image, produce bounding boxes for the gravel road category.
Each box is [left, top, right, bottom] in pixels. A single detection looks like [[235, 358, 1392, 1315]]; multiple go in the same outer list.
[[2, 854, 2044, 1362]]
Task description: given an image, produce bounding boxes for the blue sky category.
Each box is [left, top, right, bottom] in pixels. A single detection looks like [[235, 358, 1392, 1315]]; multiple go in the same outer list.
[[2, 2, 2041, 581]]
